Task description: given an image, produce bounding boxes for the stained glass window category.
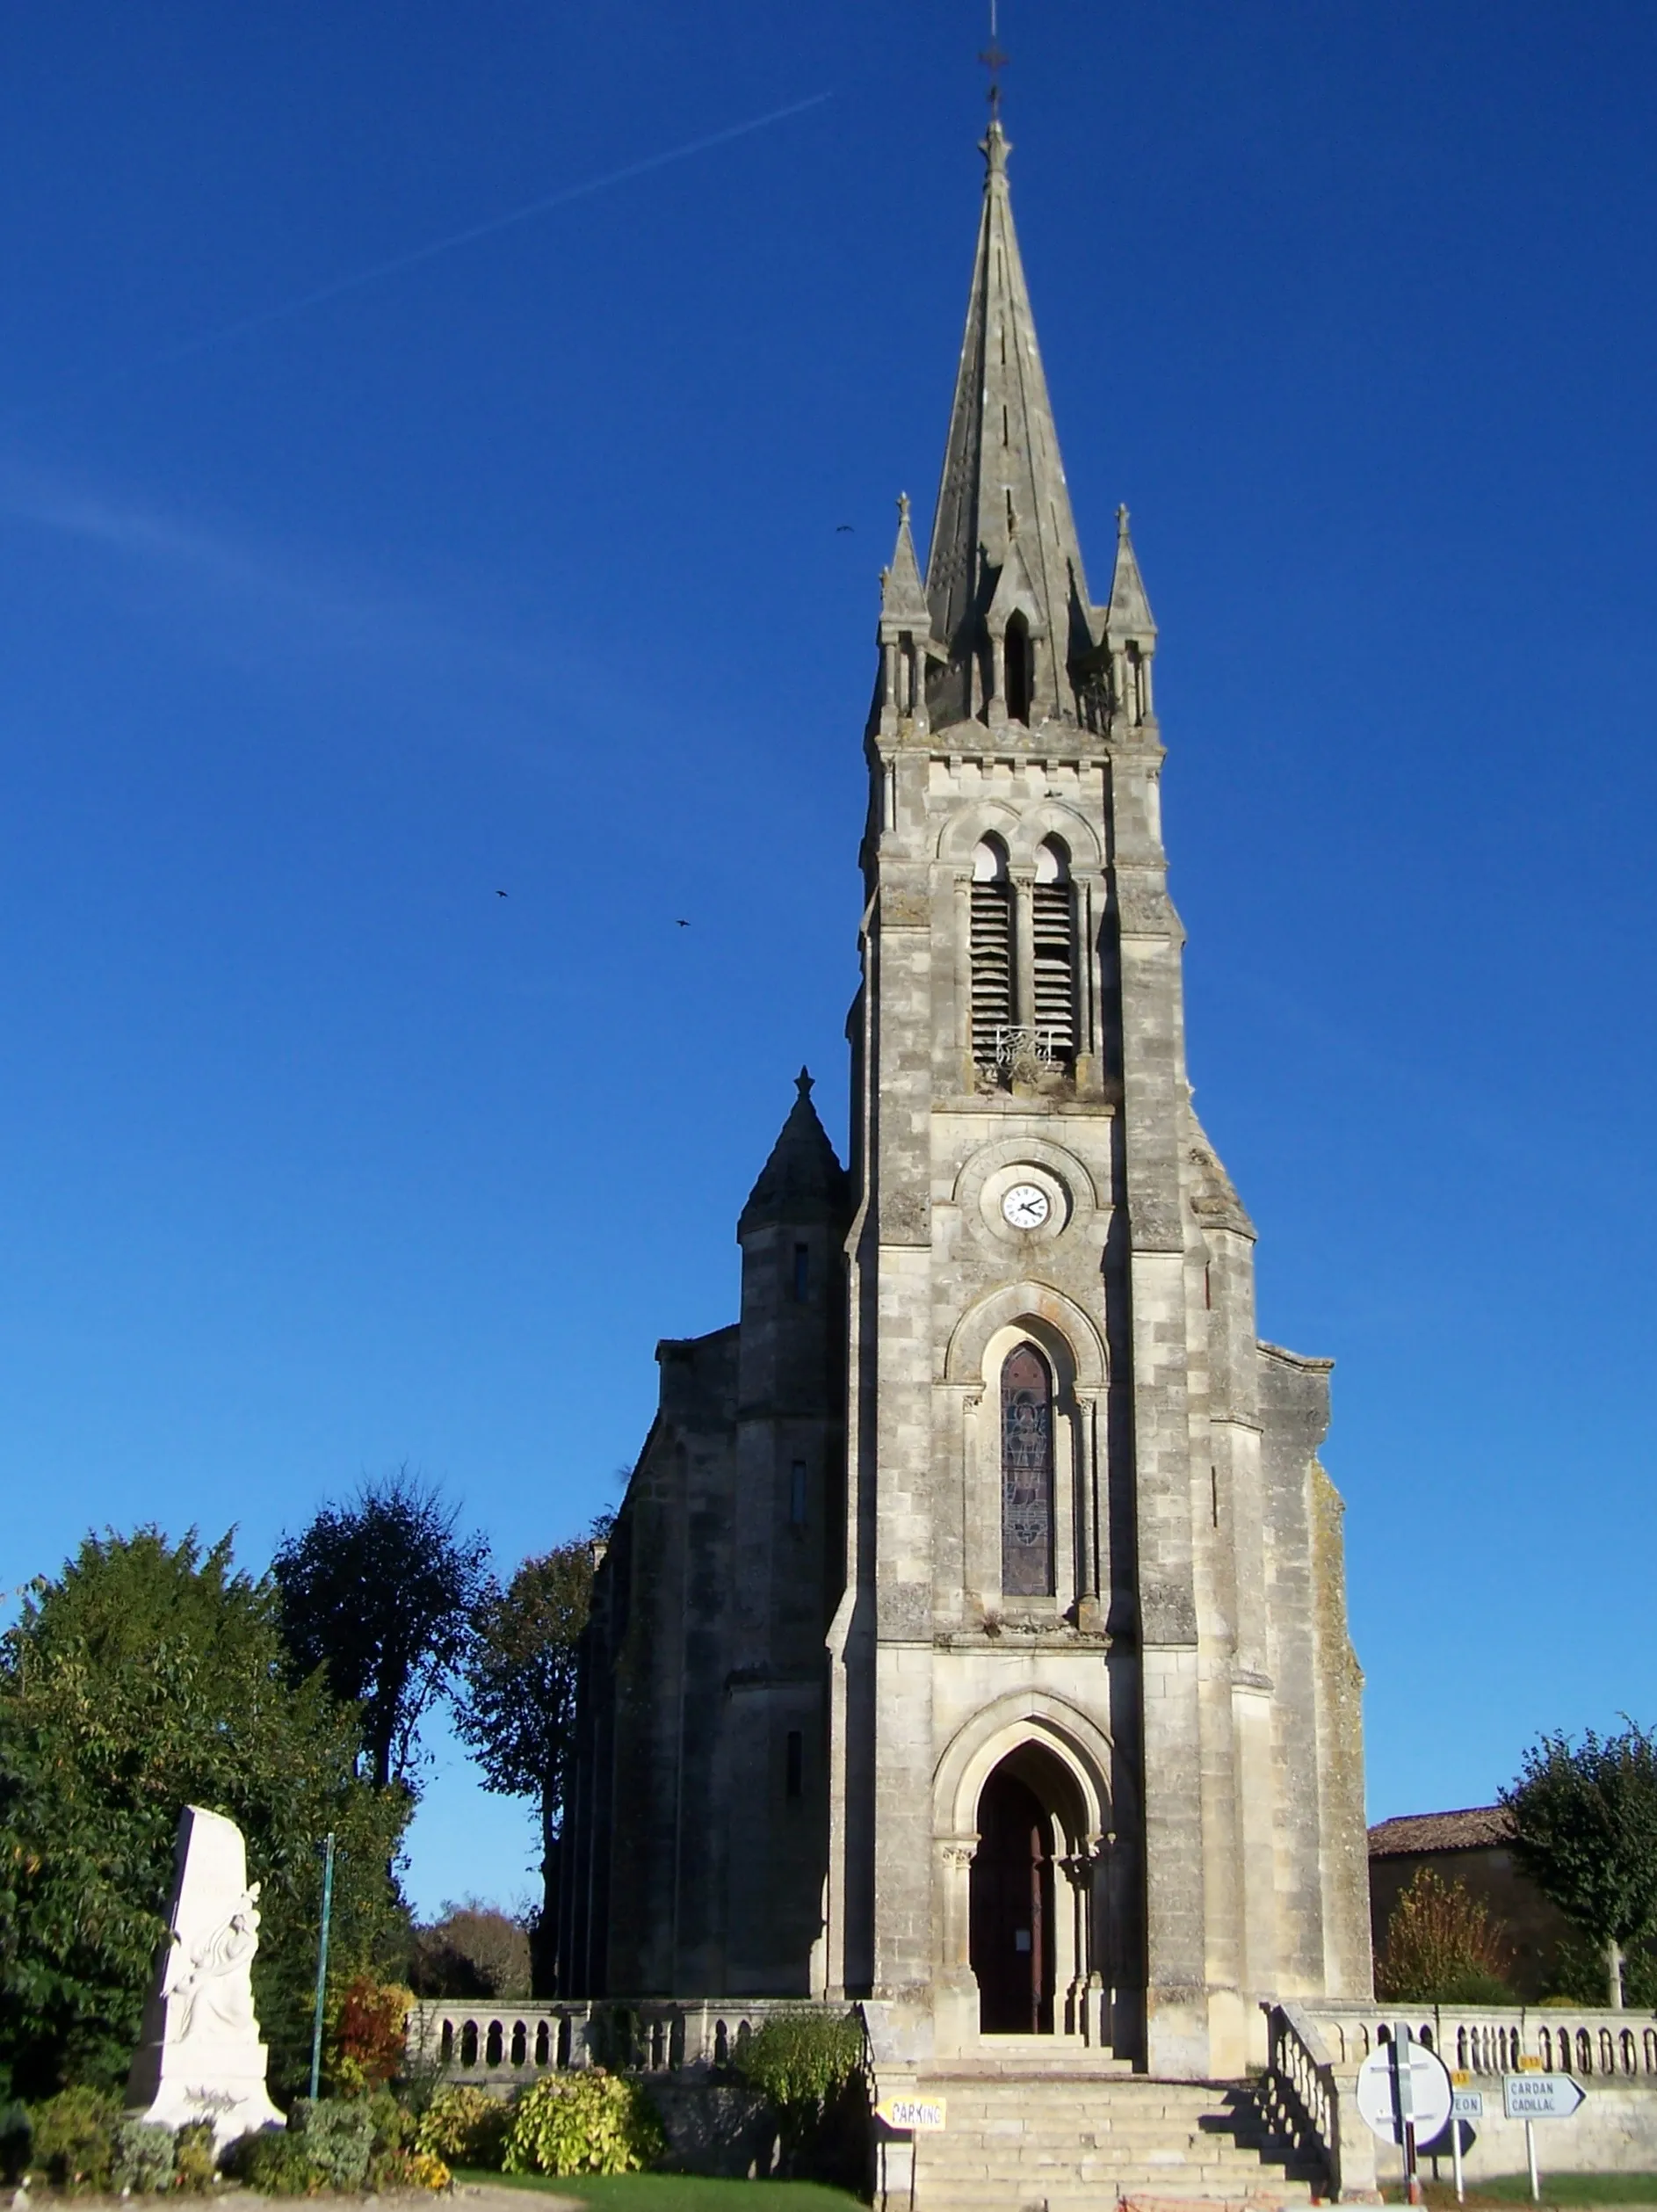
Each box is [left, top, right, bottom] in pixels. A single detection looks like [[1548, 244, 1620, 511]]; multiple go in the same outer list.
[[1001, 1342, 1053, 1597]]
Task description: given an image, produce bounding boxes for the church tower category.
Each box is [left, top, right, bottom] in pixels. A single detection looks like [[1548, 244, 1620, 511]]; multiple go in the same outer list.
[[561, 113, 1370, 2085], [824, 119, 1371, 2076]]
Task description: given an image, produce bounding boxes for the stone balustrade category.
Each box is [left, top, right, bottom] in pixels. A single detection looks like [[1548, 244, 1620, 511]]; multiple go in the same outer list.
[[1294, 1998, 1657, 2080], [406, 1996, 834, 2087], [1263, 1998, 1657, 2203]]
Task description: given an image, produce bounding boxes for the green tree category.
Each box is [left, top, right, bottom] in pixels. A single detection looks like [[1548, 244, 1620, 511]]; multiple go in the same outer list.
[[1501, 1721, 1657, 2007], [1374, 1868, 1514, 2003], [0, 1528, 408, 2100], [272, 1471, 490, 1793], [453, 1532, 604, 1992]]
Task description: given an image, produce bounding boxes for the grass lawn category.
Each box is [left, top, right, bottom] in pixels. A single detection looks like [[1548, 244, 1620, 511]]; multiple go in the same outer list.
[[1384, 2179, 1657, 2208], [455, 2172, 865, 2212]]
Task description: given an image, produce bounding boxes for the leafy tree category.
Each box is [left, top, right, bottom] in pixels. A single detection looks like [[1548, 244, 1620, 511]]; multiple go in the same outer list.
[[1501, 1721, 1657, 2007], [409, 1900, 531, 1999], [0, 1528, 408, 2100], [1374, 1868, 1514, 2003], [453, 1531, 604, 1991], [272, 1471, 490, 1793]]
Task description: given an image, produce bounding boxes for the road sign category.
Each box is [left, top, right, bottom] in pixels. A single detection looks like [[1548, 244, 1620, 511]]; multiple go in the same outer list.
[[1503, 2076, 1586, 2121], [1357, 2041, 1454, 2145], [875, 2097, 947, 2132], [1451, 2091, 1484, 2119]]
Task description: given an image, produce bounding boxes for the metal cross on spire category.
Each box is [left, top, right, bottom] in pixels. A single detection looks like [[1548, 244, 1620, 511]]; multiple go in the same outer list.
[[978, 0, 1009, 120]]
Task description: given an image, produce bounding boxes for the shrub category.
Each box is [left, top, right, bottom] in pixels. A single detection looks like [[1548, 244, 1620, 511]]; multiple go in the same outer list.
[[289, 2094, 376, 2189], [1376, 1868, 1516, 2002], [503, 2071, 665, 2177], [28, 2085, 122, 2192], [222, 2128, 324, 2196], [733, 2010, 864, 2113], [416, 2082, 512, 2168], [329, 1975, 413, 2095], [0, 2104, 32, 2187], [731, 2011, 867, 2175], [172, 2119, 217, 2193], [112, 2118, 177, 2194], [373, 2145, 452, 2191], [365, 2083, 415, 2150]]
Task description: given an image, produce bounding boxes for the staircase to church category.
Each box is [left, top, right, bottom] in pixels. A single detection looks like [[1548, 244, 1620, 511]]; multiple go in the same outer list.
[[906, 2071, 1321, 2212]]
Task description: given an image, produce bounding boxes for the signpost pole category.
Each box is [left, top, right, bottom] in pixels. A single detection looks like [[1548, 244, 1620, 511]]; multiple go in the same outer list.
[[308, 1830, 336, 2102], [1451, 2110, 1465, 2205], [1391, 2022, 1422, 2206], [1526, 2117, 1540, 2204]]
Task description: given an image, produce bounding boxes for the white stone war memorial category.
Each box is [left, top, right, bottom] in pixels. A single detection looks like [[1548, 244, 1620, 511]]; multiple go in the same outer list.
[[401, 112, 1657, 2208], [127, 1806, 285, 2148]]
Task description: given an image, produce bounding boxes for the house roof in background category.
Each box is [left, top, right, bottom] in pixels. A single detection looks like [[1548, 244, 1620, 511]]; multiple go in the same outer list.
[[1369, 1805, 1514, 1857]]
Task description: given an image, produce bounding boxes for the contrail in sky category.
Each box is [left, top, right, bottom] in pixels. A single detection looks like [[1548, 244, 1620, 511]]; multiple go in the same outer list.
[[5, 91, 832, 422]]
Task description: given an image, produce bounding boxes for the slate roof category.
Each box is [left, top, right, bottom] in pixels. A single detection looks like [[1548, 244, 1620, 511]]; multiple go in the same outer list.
[[738, 1070, 850, 1233], [1368, 1805, 1515, 1858]]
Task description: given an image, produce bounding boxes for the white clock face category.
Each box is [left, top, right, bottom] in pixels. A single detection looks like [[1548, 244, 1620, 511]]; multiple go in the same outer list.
[[1001, 1182, 1051, 1230]]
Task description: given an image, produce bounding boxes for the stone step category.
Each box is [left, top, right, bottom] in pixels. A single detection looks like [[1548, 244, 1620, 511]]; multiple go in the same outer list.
[[930, 2039, 1138, 2077], [910, 2186, 1313, 2209], [894, 2076, 1317, 2212]]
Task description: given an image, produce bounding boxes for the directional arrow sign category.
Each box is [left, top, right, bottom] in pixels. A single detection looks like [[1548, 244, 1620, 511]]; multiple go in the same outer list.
[[1503, 2075, 1586, 2121], [875, 2097, 947, 2132]]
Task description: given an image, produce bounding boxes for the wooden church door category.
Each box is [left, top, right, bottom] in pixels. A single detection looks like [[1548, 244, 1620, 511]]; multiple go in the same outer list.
[[969, 1762, 1055, 2033]]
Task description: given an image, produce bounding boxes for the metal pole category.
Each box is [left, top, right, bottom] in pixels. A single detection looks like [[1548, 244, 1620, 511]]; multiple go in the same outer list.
[[1451, 2113, 1465, 2205], [1526, 2117, 1540, 2203], [1392, 2020, 1422, 2207], [308, 1831, 336, 2101]]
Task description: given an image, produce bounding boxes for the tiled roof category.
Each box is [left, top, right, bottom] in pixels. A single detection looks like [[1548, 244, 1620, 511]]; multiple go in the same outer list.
[[1369, 1805, 1514, 1857]]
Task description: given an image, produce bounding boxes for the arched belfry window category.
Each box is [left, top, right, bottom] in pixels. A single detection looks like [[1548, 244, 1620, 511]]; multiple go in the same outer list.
[[1032, 838, 1076, 1060], [1005, 613, 1033, 725], [971, 838, 1012, 1066], [1001, 1342, 1054, 1598]]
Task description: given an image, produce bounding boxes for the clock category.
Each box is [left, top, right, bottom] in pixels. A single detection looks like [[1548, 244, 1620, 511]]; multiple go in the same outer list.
[[1001, 1182, 1051, 1230]]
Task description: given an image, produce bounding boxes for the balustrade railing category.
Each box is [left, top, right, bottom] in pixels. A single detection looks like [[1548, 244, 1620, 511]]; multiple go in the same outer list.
[[1292, 1999, 1657, 2082], [407, 1996, 833, 2084], [1261, 2003, 1340, 2200]]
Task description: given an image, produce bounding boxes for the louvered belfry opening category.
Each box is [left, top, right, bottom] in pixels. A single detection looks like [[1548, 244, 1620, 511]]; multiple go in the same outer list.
[[971, 837, 1012, 1066], [1031, 838, 1076, 1062]]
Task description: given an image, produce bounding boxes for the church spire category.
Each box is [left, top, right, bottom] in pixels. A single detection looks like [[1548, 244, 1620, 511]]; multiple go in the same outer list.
[[923, 120, 1097, 731]]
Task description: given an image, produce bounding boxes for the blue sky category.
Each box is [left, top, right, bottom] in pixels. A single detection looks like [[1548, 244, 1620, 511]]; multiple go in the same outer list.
[[3, 1, 1654, 1921]]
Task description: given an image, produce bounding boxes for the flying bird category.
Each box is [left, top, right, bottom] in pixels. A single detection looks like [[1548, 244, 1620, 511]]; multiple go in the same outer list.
[[496, 889, 509, 898], [836, 523, 855, 533], [676, 918, 691, 927]]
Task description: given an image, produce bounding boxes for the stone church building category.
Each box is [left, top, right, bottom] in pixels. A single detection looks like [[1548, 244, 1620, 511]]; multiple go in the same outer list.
[[561, 118, 1371, 2082]]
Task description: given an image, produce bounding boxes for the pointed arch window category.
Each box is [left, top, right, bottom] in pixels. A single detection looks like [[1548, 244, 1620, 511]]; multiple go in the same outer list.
[[1005, 613, 1033, 725], [970, 837, 1012, 1066], [1001, 1341, 1054, 1598], [1031, 838, 1076, 1060]]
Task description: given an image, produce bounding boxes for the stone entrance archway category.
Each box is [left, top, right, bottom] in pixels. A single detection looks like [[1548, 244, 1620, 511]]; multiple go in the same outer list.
[[933, 1692, 1138, 2056], [970, 1758, 1055, 2032]]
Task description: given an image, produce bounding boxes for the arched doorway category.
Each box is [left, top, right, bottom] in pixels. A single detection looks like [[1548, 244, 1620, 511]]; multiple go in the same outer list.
[[970, 1756, 1056, 2033]]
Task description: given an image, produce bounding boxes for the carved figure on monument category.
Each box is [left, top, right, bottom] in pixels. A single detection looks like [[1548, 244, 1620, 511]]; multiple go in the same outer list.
[[127, 1805, 285, 2146]]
